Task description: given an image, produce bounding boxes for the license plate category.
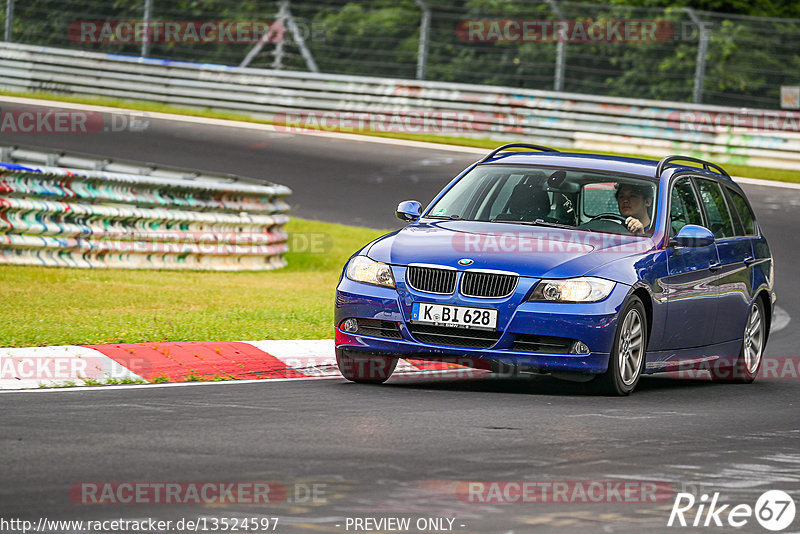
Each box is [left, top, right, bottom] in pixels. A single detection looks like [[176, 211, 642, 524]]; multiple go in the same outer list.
[[411, 302, 498, 331]]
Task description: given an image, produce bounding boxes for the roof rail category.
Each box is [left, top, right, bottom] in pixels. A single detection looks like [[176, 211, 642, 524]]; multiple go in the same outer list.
[[656, 155, 730, 179], [480, 143, 559, 163]]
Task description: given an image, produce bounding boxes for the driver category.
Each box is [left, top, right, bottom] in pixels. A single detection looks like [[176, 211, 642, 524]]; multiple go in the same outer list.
[[615, 183, 652, 234]]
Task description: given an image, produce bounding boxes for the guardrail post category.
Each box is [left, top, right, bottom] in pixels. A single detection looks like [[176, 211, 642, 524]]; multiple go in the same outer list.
[[414, 0, 430, 80], [240, 1, 318, 73], [286, 1, 319, 73], [4, 0, 13, 42], [240, 1, 287, 69], [271, 0, 288, 69], [686, 8, 709, 104], [546, 0, 566, 92], [141, 0, 153, 57]]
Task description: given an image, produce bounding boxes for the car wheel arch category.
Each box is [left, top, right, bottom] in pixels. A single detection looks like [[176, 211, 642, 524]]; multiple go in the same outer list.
[[756, 289, 772, 345], [629, 285, 653, 348]]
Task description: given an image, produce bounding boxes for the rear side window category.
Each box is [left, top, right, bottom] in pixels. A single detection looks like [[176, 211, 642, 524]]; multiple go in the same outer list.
[[670, 178, 704, 235], [726, 188, 757, 235], [696, 179, 734, 238]]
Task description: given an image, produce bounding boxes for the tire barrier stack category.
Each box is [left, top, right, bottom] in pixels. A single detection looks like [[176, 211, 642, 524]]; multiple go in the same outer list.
[[1, 42, 799, 170], [0, 146, 292, 270]]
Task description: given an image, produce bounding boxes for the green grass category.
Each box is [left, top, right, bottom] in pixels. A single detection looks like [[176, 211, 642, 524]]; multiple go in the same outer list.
[[2, 89, 798, 183], [0, 217, 385, 347]]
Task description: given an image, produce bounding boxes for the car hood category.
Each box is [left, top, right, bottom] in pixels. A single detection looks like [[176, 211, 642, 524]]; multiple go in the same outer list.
[[366, 220, 654, 279]]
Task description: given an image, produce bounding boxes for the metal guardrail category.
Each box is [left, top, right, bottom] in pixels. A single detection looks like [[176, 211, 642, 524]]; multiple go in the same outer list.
[[0, 145, 292, 270], [0, 42, 798, 172]]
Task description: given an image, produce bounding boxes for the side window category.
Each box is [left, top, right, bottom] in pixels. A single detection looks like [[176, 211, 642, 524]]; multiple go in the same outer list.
[[670, 178, 703, 235], [726, 188, 757, 235], [695, 179, 734, 238]]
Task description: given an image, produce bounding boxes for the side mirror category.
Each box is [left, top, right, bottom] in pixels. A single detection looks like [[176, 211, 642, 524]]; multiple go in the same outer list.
[[673, 224, 715, 248], [396, 200, 422, 223]]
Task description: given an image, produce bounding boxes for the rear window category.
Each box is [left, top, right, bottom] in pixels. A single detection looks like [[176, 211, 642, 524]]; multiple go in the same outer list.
[[696, 179, 734, 239], [726, 187, 757, 235]]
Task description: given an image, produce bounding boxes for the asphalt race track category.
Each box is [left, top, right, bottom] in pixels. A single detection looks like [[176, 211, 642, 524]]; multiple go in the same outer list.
[[1, 100, 799, 533]]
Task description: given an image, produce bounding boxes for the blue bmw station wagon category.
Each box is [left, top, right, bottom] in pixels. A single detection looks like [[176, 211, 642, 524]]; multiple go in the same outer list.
[[334, 144, 775, 395]]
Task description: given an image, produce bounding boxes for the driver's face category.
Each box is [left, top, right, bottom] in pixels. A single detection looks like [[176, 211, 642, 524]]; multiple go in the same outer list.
[[617, 188, 650, 219]]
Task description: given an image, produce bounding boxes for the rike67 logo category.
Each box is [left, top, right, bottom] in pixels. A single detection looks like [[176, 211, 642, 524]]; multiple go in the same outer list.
[[668, 490, 796, 531]]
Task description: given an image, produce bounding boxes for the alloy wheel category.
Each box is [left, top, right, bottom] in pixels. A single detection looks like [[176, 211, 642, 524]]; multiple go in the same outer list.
[[743, 303, 764, 374], [618, 309, 644, 386]]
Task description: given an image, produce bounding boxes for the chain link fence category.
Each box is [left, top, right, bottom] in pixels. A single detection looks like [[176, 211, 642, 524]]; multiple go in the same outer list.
[[2, 0, 798, 109]]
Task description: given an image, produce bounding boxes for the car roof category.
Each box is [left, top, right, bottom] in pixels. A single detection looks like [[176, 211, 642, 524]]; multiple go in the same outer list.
[[482, 152, 734, 184]]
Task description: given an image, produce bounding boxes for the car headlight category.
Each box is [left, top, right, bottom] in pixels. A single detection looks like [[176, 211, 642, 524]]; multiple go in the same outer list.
[[529, 277, 615, 303], [346, 256, 396, 288]]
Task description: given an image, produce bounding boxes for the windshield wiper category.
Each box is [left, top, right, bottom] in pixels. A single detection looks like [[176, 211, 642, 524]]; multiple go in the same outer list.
[[425, 214, 463, 220], [531, 219, 587, 230], [489, 218, 596, 232], [489, 219, 539, 225]]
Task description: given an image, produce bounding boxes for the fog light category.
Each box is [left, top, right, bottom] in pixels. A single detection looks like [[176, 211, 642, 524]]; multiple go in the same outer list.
[[571, 341, 590, 355], [341, 318, 359, 333]]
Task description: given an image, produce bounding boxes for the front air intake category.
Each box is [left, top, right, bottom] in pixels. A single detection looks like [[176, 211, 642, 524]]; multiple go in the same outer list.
[[460, 271, 518, 298], [406, 265, 457, 294]]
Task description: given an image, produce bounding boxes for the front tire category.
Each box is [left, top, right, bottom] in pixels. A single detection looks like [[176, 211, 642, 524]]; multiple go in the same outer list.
[[336, 349, 398, 384], [711, 299, 765, 383], [593, 296, 647, 396]]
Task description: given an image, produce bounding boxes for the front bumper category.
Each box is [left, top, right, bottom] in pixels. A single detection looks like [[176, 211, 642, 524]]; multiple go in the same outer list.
[[335, 276, 631, 375]]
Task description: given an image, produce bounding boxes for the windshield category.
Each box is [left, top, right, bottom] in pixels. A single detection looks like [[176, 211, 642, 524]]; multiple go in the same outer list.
[[426, 165, 658, 236]]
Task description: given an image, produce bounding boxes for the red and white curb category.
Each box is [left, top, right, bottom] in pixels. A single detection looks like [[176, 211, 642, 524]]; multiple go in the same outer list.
[[1, 307, 788, 391], [0, 340, 482, 390]]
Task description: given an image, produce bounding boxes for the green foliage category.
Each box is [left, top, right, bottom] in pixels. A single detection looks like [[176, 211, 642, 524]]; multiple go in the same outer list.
[[0, 217, 385, 348], [5, 0, 799, 107]]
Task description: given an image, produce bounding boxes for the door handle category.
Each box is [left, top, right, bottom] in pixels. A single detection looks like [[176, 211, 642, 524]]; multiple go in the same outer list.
[[743, 256, 755, 266], [709, 260, 721, 272]]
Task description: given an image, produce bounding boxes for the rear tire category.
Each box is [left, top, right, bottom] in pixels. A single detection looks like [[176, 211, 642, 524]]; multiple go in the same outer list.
[[711, 299, 765, 383], [336, 349, 398, 384], [593, 296, 647, 396]]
